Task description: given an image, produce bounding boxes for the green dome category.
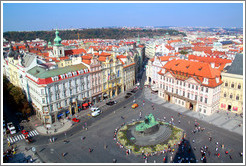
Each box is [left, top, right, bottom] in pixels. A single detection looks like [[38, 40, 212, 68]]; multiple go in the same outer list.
[[54, 30, 62, 46]]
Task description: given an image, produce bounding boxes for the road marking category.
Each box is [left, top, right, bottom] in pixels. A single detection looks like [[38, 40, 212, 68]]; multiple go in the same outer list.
[[21, 134, 25, 139], [33, 130, 39, 135]]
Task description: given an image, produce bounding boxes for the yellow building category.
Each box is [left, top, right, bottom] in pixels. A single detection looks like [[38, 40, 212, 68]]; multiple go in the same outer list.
[[220, 54, 243, 114], [99, 53, 123, 100], [6, 47, 22, 88]]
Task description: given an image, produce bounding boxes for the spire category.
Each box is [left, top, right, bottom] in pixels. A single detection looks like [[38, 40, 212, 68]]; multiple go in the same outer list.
[[137, 33, 140, 45], [54, 29, 62, 46]]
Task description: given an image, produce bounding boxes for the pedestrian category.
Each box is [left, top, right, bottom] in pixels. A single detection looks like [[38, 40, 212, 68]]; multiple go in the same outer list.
[[163, 157, 166, 163], [52, 137, 55, 142], [89, 148, 92, 153], [215, 147, 218, 151], [178, 120, 180, 124], [229, 155, 232, 160], [192, 139, 195, 143]]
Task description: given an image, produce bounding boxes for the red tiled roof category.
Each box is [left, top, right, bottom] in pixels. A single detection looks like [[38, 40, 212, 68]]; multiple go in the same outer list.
[[167, 40, 182, 44], [160, 59, 222, 87], [192, 46, 213, 52], [159, 56, 176, 61], [98, 57, 106, 62], [188, 55, 232, 65], [65, 48, 86, 56], [165, 45, 174, 50]]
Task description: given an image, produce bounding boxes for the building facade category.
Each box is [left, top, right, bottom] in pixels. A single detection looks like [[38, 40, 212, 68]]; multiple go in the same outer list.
[[158, 59, 222, 116], [220, 53, 243, 114], [26, 64, 90, 124]]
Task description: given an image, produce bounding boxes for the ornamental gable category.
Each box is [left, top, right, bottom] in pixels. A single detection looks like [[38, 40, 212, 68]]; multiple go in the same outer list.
[[186, 76, 199, 85]]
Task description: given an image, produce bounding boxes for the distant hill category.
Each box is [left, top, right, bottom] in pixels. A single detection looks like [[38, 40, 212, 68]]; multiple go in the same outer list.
[[3, 29, 186, 42]]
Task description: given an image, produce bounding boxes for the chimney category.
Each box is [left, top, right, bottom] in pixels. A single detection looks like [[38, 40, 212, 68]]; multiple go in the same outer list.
[[211, 62, 215, 68]]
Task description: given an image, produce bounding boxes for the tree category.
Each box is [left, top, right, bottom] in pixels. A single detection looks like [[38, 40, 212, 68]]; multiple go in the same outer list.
[[180, 50, 188, 55]]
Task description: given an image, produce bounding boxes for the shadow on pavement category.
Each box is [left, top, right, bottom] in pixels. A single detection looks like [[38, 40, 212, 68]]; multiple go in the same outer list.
[[173, 138, 197, 163]]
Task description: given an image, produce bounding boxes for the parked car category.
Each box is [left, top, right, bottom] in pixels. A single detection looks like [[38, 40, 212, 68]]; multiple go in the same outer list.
[[72, 118, 80, 123], [7, 122, 16, 134], [125, 95, 130, 99], [106, 101, 117, 106], [91, 106, 100, 112], [132, 103, 139, 109], [131, 88, 137, 93], [21, 130, 29, 135], [91, 110, 101, 117]]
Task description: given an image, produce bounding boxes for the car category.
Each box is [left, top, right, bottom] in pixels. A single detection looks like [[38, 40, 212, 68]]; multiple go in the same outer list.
[[125, 95, 130, 99], [106, 101, 117, 106], [91, 110, 101, 117], [131, 89, 137, 93], [132, 103, 139, 109], [91, 106, 100, 112], [21, 130, 29, 135], [72, 118, 80, 123], [7, 122, 16, 134]]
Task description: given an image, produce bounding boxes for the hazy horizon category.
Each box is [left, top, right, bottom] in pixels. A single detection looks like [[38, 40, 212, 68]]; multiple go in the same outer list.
[[3, 2, 244, 32]]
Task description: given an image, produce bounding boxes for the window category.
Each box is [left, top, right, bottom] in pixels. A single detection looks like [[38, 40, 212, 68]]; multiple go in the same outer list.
[[42, 98, 45, 104], [224, 93, 226, 97], [65, 100, 67, 106], [206, 88, 208, 93], [188, 93, 190, 98], [236, 95, 239, 100], [225, 82, 228, 87], [188, 84, 190, 88], [205, 98, 207, 104], [172, 88, 174, 93], [180, 81, 182, 85], [176, 89, 178, 94], [238, 84, 241, 89], [183, 82, 186, 86], [204, 109, 206, 113], [196, 86, 198, 90], [200, 97, 203, 102], [50, 105, 53, 111], [195, 95, 197, 100], [230, 94, 233, 99], [183, 91, 185, 96], [201, 87, 204, 92], [192, 85, 194, 89], [231, 83, 234, 88], [199, 108, 202, 112]]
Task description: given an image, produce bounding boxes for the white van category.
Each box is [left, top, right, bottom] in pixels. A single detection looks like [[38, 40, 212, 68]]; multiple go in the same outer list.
[[7, 122, 16, 134], [91, 110, 101, 117]]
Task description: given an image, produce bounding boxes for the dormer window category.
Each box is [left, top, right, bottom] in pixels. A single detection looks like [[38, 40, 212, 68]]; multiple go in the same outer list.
[[203, 78, 209, 84], [198, 67, 202, 71], [216, 77, 219, 83]]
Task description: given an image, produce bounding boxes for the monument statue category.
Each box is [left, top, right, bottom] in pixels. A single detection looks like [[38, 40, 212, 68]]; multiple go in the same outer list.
[[136, 114, 159, 132]]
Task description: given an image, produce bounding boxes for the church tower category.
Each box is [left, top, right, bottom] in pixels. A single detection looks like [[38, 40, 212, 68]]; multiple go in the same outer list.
[[52, 30, 65, 57]]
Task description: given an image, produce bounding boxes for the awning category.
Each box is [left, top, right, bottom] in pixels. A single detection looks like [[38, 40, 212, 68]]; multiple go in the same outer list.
[[82, 103, 88, 107], [57, 113, 64, 118], [66, 111, 70, 114]]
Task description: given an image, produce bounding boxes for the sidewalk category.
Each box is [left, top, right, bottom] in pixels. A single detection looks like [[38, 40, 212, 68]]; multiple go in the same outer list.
[[5, 145, 42, 163], [28, 88, 134, 136], [144, 87, 243, 136]]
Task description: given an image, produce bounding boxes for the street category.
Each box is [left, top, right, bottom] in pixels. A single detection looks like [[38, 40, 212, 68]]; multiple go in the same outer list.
[[3, 68, 243, 163]]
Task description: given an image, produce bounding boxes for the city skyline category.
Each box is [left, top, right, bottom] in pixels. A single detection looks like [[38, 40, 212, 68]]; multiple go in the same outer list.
[[3, 2, 244, 32]]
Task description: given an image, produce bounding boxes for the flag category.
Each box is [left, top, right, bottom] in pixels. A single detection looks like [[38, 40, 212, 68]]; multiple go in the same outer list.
[[108, 73, 110, 80]]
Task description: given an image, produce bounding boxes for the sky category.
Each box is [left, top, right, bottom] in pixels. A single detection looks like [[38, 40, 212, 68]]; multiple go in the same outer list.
[[3, 2, 244, 32]]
